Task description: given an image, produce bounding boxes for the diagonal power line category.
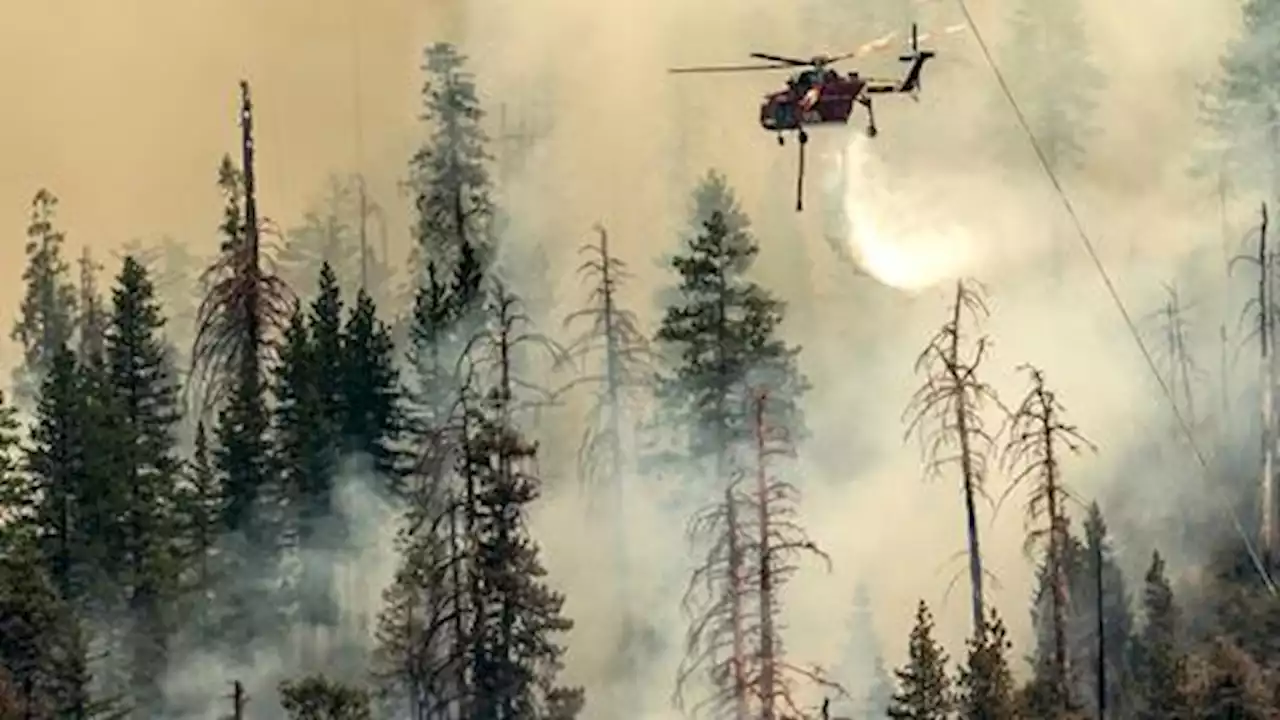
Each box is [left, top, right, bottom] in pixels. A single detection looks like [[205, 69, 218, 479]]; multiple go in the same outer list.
[[950, 0, 1277, 594]]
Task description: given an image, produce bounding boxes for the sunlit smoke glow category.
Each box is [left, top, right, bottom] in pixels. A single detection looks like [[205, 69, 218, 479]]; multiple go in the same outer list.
[[823, 130, 980, 292]]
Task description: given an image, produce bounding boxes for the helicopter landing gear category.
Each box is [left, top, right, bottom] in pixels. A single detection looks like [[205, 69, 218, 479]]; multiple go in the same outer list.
[[859, 96, 878, 138]]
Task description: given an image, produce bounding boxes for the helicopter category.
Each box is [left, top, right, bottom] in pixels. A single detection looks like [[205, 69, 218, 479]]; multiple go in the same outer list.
[[668, 23, 961, 211]]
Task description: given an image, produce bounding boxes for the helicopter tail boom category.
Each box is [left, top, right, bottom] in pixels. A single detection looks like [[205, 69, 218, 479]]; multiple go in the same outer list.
[[897, 49, 935, 93]]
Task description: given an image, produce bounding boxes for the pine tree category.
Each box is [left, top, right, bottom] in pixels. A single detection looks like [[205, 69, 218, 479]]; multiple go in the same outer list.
[[407, 42, 497, 280], [0, 526, 61, 717], [172, 422, 221, 646], [310, 263, 347, 435], [464, 404, 582, 719], [76, 248, 107, 365], [191, 83, 294, 652], [279, 175, 378, 302], [833, 583, 892, 719], [75, 295, 122, 620], [25, 347, 94, 606], [1024, 504, 1133, 716], [955, 609, 1017, 720], [408, 261, 460, 431], [904, 280, 999, 640], [339, 287, 403, 486], [272, 302, 337, 628], [1207, 0, 1280, 197], [117, 235, 203, 363], [654, 193, 808, 496], [652, 171, 751, 324], [463, 286, 582, 719], [886, 601, 952, 720], [1131, 550, 1190, 719], [1075, 503, 1133, 715], [103, 256, 185, 711], [11, 189, 78, 408], [0, 389, 27, 552], [407, 241, 488, 445], [0, 539, 117, 719], [376, 265, 482, 718], [373, 479, 465, 719]]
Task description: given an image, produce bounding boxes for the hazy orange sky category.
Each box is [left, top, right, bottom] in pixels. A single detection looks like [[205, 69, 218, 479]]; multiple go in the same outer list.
[[0, 1, 1261, 709], [0, 0, 466, 347]]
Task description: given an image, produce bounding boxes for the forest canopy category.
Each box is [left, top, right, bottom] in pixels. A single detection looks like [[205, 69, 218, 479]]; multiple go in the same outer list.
[[1, 6, 1280, 718]]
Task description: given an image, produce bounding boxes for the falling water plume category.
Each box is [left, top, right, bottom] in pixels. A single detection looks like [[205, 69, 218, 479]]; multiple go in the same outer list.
[[822, 130, 979, 292]]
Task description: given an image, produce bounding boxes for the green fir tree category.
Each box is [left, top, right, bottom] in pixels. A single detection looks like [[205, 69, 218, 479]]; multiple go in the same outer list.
[[956, 609, 1018, 720], [1207, 0, 1280, 197], [408, 42, 497, 280], [103, 256, 185, 711], [339, 288, 403, 487], [24, 348, 94, 606], [1131, 550, 1190, 719], [11, 190, 79, 408], [653, 176, 808, 496], [272, 301, 339, 627], [886, 600, 952, 720]]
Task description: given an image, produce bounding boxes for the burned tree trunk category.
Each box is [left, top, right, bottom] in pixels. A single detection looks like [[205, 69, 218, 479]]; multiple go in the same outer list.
[[676, 480, 753, 720], [904, 279, 999, 640], [1230, 204, 1278, 566], [190, 80, 294, 414], [749, 390, 833, 720], [1001, 366, 1094, 712], [728, 487, 750, 720], [1147, 283, 1203, 446], [676, 389, 838, 720], [755, 396, 778, 720]]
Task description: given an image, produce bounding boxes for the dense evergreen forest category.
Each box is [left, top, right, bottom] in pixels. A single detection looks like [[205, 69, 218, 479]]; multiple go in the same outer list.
[[5, 2, 1280, 717]]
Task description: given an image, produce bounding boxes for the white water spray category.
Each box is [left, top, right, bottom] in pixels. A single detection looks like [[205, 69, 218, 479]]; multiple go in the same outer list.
[[822, 130, 981, 292]]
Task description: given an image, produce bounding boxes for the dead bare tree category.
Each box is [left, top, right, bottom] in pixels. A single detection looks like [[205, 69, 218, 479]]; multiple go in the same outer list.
[[374, 456, 472, 720], [562, 224, 653, 511], [189, 80, 294, 416], [225, 681, 247, 720], [562, 224, 656, 699], [748, 390, 838, 720], [380, 282, 566, 720], [675, 479, 754, 720], [903, 279, 1001, 640], [999, 365, 1095, 712], [1146, 283, 1204, 436], [675, 389, 840, 720], [1230, 203, 1280, 565]]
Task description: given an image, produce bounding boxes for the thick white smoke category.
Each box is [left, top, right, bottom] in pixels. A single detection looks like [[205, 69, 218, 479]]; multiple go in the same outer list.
[[821, 130, 982, 292]]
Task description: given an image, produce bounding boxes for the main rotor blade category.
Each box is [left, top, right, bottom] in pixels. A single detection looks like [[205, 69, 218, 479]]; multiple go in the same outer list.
[[824, 31, 900, 64], [668, 63, 792, 74], [749, 52, 810, 67]]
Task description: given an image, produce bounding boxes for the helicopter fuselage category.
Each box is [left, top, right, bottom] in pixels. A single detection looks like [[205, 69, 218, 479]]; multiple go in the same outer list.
[[758, 72, 865, 132]]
